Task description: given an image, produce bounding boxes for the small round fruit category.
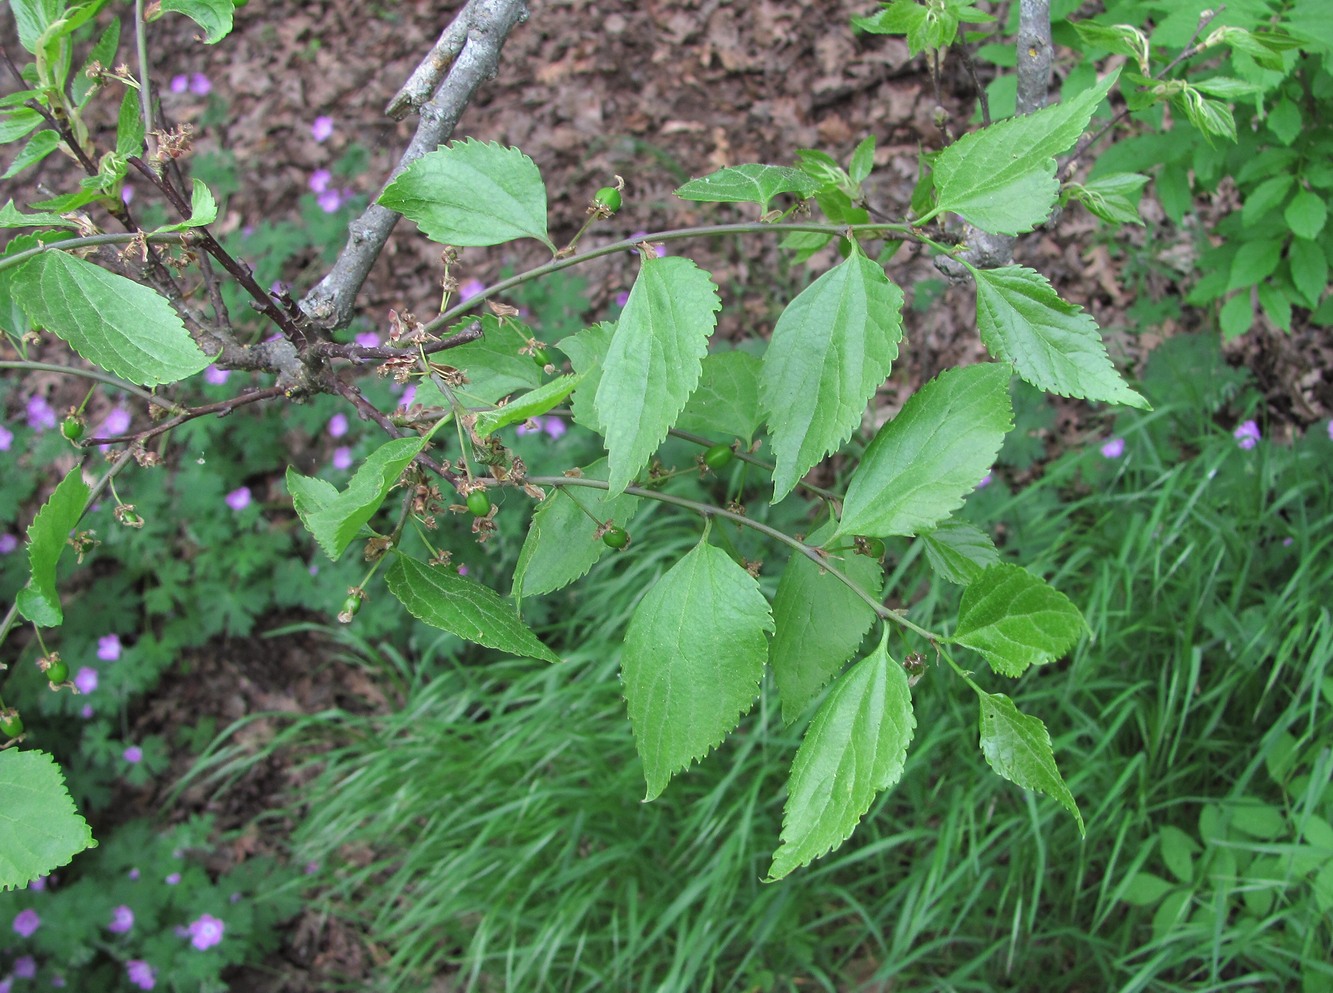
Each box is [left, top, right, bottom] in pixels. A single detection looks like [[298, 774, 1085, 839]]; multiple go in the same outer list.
[[0, 711, 22, 738], [61, 416, 84, 442], [862, 537, 886, 559], [45, 660, 69, 684], [703, 443, 734, 471], [602, 525, 629, 549], [531, 347, 551, 367], [341, 595, 362, 617], [466, 490, 492, 517], [593, 186, 622, 212]]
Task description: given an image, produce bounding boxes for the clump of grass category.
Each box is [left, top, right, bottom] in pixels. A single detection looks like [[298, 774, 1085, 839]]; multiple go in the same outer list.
[[267, 361, 1332, 991]]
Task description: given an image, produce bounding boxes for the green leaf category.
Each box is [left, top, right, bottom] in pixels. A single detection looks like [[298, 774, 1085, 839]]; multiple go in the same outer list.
[[622, 538, 773, 800], [1066, 172, 1149, 225], [12, 251, 210, 385], [151, 179, 218, 233], [971, 264, 1149, 409], [976, 690, 1083, 833], [1176, 88, 1236, 144], [920, 518, 999, 585], [835, 364, 1012, 540], [1288, 238, 1327, 308], [287, 436, 427, 561], [0, 107, 43, 144], [2, 130, 60, 181], [849, 135, 876, 184], [594, 257, 720, 495], [1121, 871, 1176, 907], [559, 320, 616, 435], [674, 164, 821, 213], [0, 199, 75, 230], [0, 749, 96, 890], [930, 71, 1118, 234], [1241, 174, 1294, 226], [512, 459, 641, 599], [675, 350, 764, 443], [770, 520, 883, 724], [435, 315, 542, 406], [8, 0, 61, 54], [157, 0, 235, 44], [115, 87, 144, 158], [1227, 237, 1283, 291], [386, 553, 560, 664], [952, 563, 1086, 677], [473, 372, 582, 438], [761, 254, 905, 501], [15, 465, 89, 627], [768, 634, 915, 879], [1284, 187, 1327, 240], [378, 140, 553, 251], [1070, 21, 1150, 66]]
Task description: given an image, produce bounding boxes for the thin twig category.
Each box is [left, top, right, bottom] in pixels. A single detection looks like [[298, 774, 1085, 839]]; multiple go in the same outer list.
[[300, 0, 531, 333]]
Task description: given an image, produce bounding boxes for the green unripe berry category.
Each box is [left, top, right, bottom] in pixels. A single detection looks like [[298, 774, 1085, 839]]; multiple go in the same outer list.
[[703, 443, 734, 471], [45, 660, 69, 685], [0, 711, 22, 739], [593, 187, 622, 212], [61, 416, 85, 442], [601, 525, 629, 550], [863, 537, 886, 560], [532, 347, 551, 367], [466, 489, 492, 517]]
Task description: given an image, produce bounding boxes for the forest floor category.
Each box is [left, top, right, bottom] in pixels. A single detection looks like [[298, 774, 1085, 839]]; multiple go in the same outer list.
[[7, 1, 1330, 989]]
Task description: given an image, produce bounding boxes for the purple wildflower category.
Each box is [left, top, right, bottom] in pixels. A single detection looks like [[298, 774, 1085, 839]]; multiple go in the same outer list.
[[976, 472, 993, 489], [27, 876, 46, 891], [108, 905, 135, 934], [355, 331, 380, 349], [317, 189, 342, 213], [0, 424, 12, 450], [614, 290, 630, 308], [126, 960, 156, 990], [74, 667, 99, 694], [12, 908, 40, 937], [189, 73, 211, 96], [165, 873, 181, 886], [81, 704, 94, 719], [311, 116, 334, 142], [0, 534, 17, 555], [204, 365, 230, 385], [458, 278, 485, 302], [327, 413, 349, 438], [225, 487, 252, 511], [1234, 420, 1261, 450], [123, 745, 143, 764], [13, 958, 34, 980], [121, 183, 134, 204], [399, 384, 417, 407], [544, 417, 567, 440], [129, 868, 140, 880], [1327, 420, 1332, 441], [169, 74, 188, 94], [98, 635, 123, 661], [332, 447, 353, 471], [1100, 437, 1125, 459], [26, 396, 57, 431], [187, 914, 225, 950], [95, 406, 132, 441], [308, 168, 332, 194]]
